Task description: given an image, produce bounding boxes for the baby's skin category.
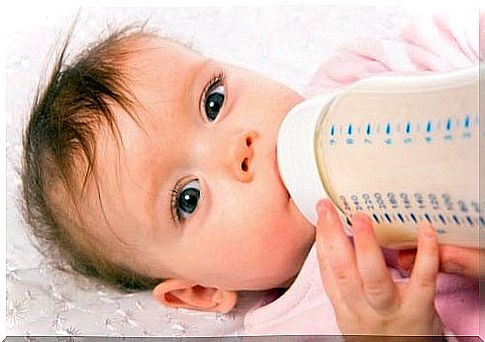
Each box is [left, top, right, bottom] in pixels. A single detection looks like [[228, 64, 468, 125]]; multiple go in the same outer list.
[[57, 33, 481, 333], [61, 34, 315, 313]]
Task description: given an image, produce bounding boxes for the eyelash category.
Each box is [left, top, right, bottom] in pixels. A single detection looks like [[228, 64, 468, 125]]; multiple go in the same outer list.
[[201, 70, 226, 120], [171, 178, 195, 227], [170, 186, 183, 226], [169, 70, 226, 226]]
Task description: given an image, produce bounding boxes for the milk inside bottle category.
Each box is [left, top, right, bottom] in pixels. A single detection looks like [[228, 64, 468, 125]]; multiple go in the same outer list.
[[277, 65, 483, 249]]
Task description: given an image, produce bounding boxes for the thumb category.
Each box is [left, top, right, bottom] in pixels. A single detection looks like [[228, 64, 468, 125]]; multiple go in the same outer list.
[[439, 245, 483, 279]]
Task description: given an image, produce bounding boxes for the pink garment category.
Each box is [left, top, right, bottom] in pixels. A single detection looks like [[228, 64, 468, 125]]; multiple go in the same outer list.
[[244, 10, 482, 340]]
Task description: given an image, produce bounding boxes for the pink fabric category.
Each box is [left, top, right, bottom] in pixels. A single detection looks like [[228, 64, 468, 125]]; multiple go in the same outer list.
[[244, 10, 482, 340]]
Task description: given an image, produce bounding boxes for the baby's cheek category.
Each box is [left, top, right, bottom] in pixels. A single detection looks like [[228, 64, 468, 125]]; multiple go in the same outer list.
[[260, 225, 304, 271]]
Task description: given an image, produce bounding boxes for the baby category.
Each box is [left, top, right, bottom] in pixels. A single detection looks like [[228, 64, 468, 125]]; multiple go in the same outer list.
[[22, 25, 315, 306], [21, 21, 481, 336]]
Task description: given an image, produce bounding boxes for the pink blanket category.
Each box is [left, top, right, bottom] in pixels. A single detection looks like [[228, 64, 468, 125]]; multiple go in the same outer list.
[[244, 10, 482, 340]]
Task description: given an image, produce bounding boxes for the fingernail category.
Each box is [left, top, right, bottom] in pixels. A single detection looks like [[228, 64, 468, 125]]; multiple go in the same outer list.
[[317, 200, 335, 223], [351, 213, 371, 229], [317, 199, 330, 217], [442, 262, 462, 274], [419, 223, 435, 238]]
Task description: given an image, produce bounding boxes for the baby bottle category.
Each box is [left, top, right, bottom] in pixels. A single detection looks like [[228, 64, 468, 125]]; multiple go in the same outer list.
[[277, 65, 482, 249]]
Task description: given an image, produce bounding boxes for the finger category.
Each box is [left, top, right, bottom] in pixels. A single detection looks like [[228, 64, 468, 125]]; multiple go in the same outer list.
[[404, 223, 440, 311], [352, 213, 399, 311], [316, 199, 366, 311], [315, 205, 341, 303], [440, 245, 483, 278]]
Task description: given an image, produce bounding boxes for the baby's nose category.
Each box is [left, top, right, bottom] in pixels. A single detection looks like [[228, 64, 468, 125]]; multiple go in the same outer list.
[[227, 130, 258, 183]]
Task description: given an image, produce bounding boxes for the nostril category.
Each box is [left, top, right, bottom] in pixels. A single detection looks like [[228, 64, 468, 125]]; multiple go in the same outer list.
[[246, 137, 252, 147], [241, 158, 249, 172]]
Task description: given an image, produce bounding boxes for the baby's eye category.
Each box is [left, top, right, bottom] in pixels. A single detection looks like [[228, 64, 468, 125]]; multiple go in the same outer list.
[[176, 180, 200, 221], [204, 84, 225, 122]]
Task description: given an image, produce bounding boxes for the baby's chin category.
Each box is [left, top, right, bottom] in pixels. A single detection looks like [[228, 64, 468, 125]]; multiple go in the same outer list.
[[249, 276, 297, 291], [271, 272, 298, 289]]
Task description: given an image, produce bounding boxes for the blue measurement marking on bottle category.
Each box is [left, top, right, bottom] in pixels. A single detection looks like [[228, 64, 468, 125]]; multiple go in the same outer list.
[[384, 212, 392, 223], [442, 117, 453, 140], [466, 216, 473, 225], [397, 213, 405, 223], [452, 215, 460, 225], [438, 214, 447, 225], [327, 112, 477, 147], [424, 213, 432, 223], [403, 121, 413, 144], [346, 217, 353, 226], [426, 121, 432, 133], [346, 123, 354, 144], [372, 213, 380, 223], [446, 118, 452, 131], [383, 123, 393, 145], [410, 213, 417, 223]]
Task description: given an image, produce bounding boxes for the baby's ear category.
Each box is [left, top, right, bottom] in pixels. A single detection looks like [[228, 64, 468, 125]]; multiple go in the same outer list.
[[152, 279, 237, 314]]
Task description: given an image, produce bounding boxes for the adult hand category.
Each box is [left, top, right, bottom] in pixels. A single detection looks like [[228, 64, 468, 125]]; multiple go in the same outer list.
[[399, 244, 484, 279], [315, 199, 443, 336]]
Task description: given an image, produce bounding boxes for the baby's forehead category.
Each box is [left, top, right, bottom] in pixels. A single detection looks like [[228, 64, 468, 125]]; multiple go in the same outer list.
[[126, 34, 200, 62], [91, 34, 205, 189]]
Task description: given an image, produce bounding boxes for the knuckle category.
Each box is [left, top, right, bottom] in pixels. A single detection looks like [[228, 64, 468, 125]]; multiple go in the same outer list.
[[318, 260, 329, 274], [333, 263, 353, 283], [439, 245, 454, 262], [334, 269, 351, 283], [363, 282, 385, 298], [415, 274, 437, 289], [325, 242, 337, 254]]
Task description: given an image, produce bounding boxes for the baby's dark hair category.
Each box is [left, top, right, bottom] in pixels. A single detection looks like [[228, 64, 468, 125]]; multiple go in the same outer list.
[[21, 24, 170, 292]]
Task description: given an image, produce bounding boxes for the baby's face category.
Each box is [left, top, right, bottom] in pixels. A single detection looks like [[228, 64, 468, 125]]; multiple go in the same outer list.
[[83, 36, 315, 291]]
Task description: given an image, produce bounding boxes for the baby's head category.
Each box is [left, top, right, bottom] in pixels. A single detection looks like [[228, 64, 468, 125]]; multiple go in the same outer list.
[[22, 26, 315, 313]]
